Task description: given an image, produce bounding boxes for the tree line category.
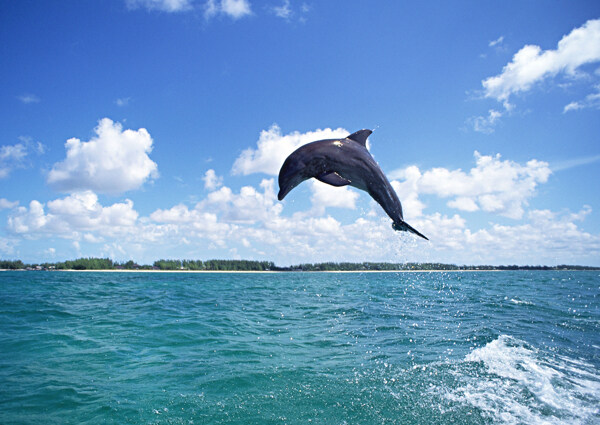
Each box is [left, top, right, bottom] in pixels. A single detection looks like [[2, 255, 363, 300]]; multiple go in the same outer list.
[[1, 258, 599, 271]]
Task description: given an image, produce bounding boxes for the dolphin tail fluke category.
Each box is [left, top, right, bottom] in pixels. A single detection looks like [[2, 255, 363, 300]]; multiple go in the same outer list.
[[393, 220, 429, 240]]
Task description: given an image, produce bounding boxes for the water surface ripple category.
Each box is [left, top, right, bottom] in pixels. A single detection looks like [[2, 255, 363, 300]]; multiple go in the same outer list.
[[0, 271, 598, 424]]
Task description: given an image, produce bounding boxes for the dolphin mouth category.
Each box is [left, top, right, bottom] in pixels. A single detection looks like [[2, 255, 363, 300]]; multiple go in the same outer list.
[[393, 221, 429, 240]]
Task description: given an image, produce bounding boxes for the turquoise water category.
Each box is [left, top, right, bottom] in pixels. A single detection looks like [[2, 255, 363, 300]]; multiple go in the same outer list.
[[0, 271, 598, 424]]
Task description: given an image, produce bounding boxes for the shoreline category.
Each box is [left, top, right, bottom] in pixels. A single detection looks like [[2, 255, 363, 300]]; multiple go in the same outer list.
[[3, 268, 595, 273]]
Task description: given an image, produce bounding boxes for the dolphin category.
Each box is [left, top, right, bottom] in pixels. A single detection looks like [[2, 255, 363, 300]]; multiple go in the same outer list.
[[277, 129, 428, 240]]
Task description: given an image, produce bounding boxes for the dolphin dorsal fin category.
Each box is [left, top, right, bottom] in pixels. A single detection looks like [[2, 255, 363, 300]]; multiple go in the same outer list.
[[346, 129, 372, 147]]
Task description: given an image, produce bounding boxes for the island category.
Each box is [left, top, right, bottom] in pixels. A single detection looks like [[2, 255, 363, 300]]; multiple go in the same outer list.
[[1, 258, 599, 272]]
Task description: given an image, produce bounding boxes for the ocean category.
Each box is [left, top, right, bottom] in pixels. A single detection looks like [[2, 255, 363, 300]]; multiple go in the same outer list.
[[0, 270, 598, 424]]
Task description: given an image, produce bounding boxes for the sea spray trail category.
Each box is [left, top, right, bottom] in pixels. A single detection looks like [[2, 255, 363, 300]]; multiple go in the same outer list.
[[446, 335, 600, 424], [0, 270, 598, 424]]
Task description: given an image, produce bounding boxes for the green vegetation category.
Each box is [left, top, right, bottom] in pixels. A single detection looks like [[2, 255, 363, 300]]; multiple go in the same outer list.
[[0, 260, 26, 270], [55, 258, 115, 270], [1, 257, 599, 271]]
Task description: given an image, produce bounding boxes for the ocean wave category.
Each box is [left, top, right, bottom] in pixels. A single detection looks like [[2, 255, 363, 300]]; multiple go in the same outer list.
[[446, 335, 600, 424]]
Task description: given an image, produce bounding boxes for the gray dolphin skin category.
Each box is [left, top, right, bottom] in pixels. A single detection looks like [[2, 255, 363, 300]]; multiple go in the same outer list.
[[277, 129, 428, 240]]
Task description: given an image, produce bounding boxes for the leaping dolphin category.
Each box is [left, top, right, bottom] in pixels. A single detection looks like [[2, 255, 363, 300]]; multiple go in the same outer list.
[[277, 129, 428, 240]]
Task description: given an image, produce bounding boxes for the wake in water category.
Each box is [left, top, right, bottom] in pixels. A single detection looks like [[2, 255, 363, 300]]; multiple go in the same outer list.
[[444, 335, 600, 424]]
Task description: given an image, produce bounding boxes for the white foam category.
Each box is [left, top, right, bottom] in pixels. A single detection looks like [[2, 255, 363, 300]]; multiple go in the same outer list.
[[509, 298, 533, 306], [447, 335, 600, 424]]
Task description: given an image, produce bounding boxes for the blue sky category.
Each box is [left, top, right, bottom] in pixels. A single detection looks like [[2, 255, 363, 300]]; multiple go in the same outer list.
[[1, 0, 599, 265]]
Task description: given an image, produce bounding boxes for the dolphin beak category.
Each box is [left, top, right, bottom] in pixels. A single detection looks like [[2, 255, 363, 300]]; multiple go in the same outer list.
[[278, 176, 302, 201], [277, 187, 288, 201]]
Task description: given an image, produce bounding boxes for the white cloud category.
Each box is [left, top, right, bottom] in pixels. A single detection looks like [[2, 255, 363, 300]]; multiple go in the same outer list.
[[221, 0, 251, 18], [469, 109, 503, 134], [83, 233, 103, 243], [0, 199, 18, 210], [204, 0, 251, 20], [126, 0, 192, 12], [232, 124, 349, 176], [35, 141, 45, 154], [17, 136, 45, 155], [0, 143, 28, 179], [150, 204, 231, 235], [115, 97, 131, 107], [0, 237, 17, 255], [202, 169, 223, 190], [482, 19, 600, 109], [551, 154, 600, 172], [390, 168, 426, 220], [1, 144, 27, 162], [563, 101, 583, 112], [5, 184, 599, 266], [199, 178, 282, 224], [2, 118, 597, 266], [461, 206, 599, 264], [272, 0, 291, 19], [309, 180, 359, 211], [17, 94, 40, 104], [0, 137, 47, 178], [7, 191, 139, 239], [390, 152, 551, 219], [489, 36, 504, 47], [47, 118, 158, 194], [563, 84, 600, 112], [447, 197, 479, 212]]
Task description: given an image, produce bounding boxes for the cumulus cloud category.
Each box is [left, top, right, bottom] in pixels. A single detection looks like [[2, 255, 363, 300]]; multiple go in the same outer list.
[[462, 206, 599, 264], [7, 191, 139, 239], [204, 0, 251, 20], [390, 170, 426, 221], [150, 204, 232, 243], [202, 169, 223, 190], [309, 180, 359, 212], [3, 117, 597, 265], [482, 19, 600, 109], [199, 178, 282, 224], [126, 0, 192, 12], [390, 152, 551, 219], [5, 184, 599, 265], [232, 124, 349, 175], [47, 118, 158, 194]]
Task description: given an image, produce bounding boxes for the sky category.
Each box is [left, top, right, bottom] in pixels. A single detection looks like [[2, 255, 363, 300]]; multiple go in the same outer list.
[[1, 1, 599, 266]]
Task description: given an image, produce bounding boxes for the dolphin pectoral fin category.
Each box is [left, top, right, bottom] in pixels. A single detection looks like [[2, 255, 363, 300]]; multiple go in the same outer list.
[[346, 129, 372, 147], [316, 172, 351, 187], [393, 221, 429, 240]]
